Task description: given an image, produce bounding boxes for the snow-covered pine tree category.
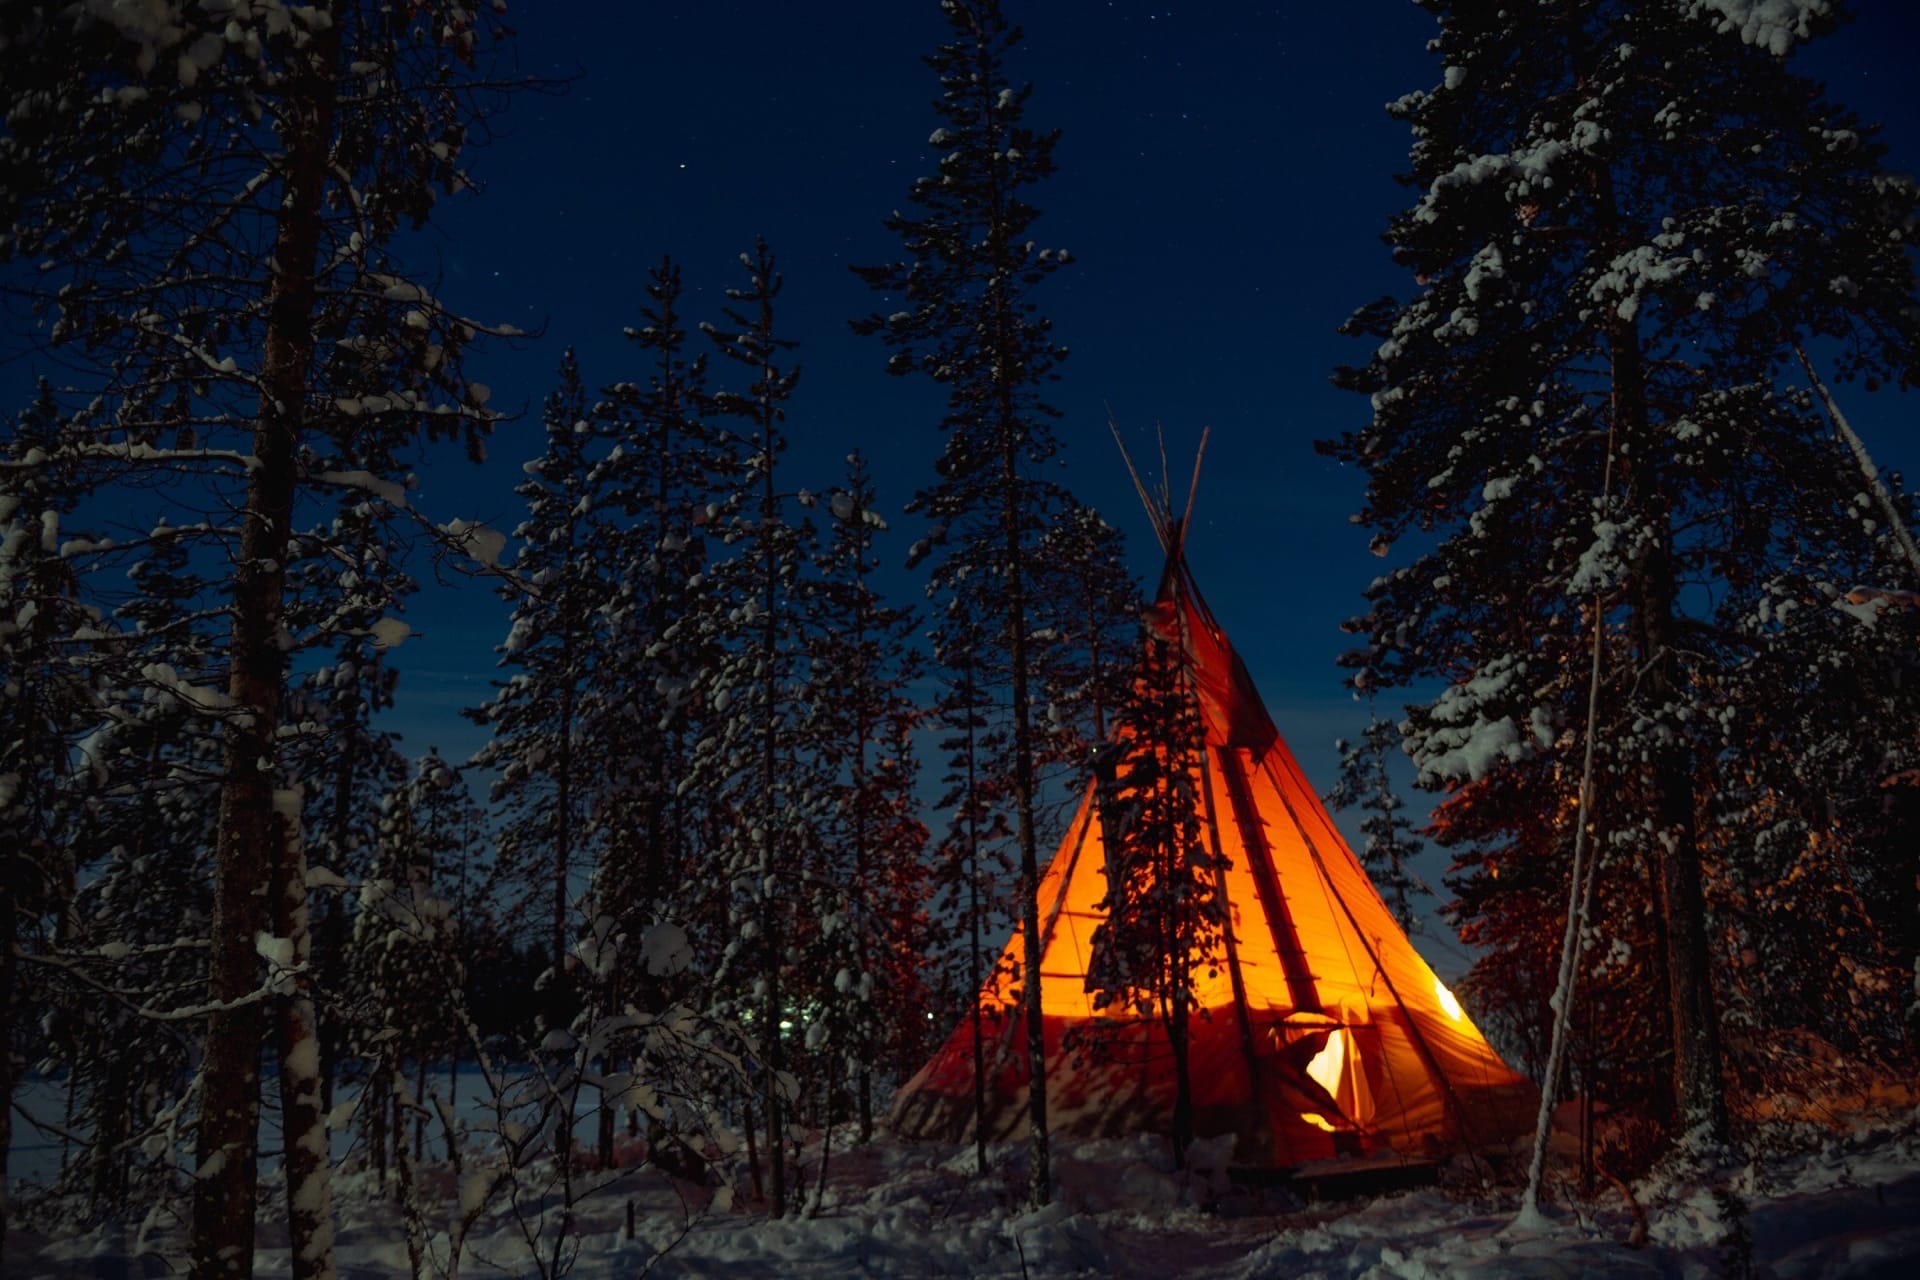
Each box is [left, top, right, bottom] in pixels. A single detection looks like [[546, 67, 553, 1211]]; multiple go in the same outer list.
[[1326, 703, 1425, 933], [0, 4, 524, 1269], [1084, 620, 1221, 1167], [1324, 0, 1920, 1152], [468, 348, 610, 993], [0, 387, 104, 1250], [403, 749, 484, 1146], [589, 259, 736, 1000], [924, 594, 1016, 1179], [691, 239, 819, 1218], [853, 0, 1077, 1207], [346, 756, 470, 1192], [807, 451, 929, 1144], [59, 523, 223, 1227]]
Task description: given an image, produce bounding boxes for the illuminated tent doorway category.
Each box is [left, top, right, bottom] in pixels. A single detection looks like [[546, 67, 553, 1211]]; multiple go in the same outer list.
[[888, 459, 1536, 1167]]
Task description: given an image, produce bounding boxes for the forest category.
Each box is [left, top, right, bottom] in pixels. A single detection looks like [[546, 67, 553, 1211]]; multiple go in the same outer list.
[[3, 1, 1918, 1277]]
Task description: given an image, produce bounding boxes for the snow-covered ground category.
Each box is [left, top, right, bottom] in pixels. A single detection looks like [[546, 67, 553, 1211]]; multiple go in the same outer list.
[[9, 1079, 1918, 1277]]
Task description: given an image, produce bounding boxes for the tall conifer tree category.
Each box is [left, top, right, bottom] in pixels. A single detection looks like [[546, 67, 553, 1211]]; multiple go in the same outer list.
[[855, 0, 1075, 1205], [694, 239, 817, 1218], [1325, 0, 1920, 1150], [809, 452, 929, 1142], [0, 5, 524, 1268], [470, 348, 608, 985]]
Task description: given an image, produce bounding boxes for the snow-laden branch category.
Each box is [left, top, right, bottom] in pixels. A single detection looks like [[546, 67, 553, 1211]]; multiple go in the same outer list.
[[0, 442, 256, 472], [18, 948, 280, 1023]]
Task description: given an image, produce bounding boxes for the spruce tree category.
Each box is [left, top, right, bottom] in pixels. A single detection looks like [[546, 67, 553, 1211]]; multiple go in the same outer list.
[[808, 451, 929, 1143], [469, 348, 609, 987], [590, 260, 735, 989], [692, 239, 818, 1217], [0, 389, 103, 1249], [925, 597, 1015, 1177], [854, 0, 1075, 1205], [64, 525, 222, 1225], [348, 761, 468, 1191], [1084, 620, 1221, 1167], [1324, 0, 1920, 1151]]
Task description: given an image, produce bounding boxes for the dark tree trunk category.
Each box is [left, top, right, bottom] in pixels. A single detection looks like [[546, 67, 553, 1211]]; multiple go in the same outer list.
[[553, 653, 574, 989], [993, 296, 1049, 1209], [190, 28, 337, 1269], [963, 651, 990, 1179], [1169, 988, 1193, 1170], [1608, 306, 1729, 1150], [369, 1059, 390, 1190], [1638, 848, 1677, 1127], [742, 1091, 764, 1202], [414, 1057, 428, 1161], [853, 717, 874, 1145], [597, 1054, 615, 1170]]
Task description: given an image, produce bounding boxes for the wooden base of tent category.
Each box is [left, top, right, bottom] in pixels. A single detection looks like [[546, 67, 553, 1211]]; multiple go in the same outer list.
[[1231, 1153, 1440, 1202], [889, 1005, 1537, 1169]]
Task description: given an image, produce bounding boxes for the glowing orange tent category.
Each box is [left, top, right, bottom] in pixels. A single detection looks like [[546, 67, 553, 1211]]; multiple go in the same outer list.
[[890, 533, 1535, 1167]]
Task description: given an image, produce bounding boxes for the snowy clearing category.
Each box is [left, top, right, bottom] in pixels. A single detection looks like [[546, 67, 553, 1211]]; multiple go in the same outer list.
[[9, 1080, 1918, 1278]]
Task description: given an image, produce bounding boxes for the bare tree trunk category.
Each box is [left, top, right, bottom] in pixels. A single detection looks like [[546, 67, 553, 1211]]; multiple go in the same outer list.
[[1169, 988, 1193, 1170], [1001, 388, 1049, 1210], [274, 796, 338, 1280], [189, 19, 339, 1275], [415, 1057, 428, 1162]]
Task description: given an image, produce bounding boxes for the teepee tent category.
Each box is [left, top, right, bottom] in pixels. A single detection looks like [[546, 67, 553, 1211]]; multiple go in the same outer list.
[[891, 475, 1535, 1168]]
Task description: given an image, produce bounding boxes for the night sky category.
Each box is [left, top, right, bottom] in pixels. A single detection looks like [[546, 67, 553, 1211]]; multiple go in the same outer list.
[[329, 2, 1918, 957]]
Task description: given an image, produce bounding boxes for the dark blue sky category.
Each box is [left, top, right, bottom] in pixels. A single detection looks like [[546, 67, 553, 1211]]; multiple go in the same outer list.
[[380, 1, 1919, 949]]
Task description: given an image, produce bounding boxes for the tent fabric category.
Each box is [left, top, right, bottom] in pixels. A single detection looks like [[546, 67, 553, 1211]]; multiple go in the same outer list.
[[889, 560, 1536, 1166]]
